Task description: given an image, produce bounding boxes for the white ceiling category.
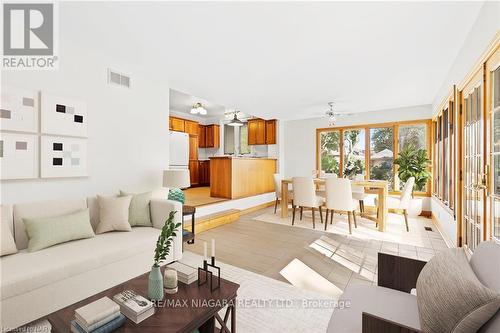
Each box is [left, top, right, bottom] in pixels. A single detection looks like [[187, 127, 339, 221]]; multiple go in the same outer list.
[[62, 1, 484, 120], [169, 89, 226, 118]]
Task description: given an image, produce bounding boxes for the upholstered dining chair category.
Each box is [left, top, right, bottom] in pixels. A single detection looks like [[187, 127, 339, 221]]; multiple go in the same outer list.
[[273, 173, 293, 214], [375, 177, 415, 231], [291, 177, 324, 228], [316, 173, 338, 198], [324, 177, 359, 234], [352, 174, 368, 213]]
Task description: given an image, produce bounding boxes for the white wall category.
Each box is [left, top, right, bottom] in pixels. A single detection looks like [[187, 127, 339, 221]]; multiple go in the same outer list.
[[433, 1, 500, 112], [283, 104, 432, 178], [1, 41, 171, 205]]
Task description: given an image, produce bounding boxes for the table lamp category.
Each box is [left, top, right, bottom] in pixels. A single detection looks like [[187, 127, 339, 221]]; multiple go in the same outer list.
[[163, 169, 191, 204]]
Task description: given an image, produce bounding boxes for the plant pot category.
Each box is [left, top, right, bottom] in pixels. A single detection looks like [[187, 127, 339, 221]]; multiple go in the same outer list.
[[148, 265, 164, 301], [408, 198, 423, 217]]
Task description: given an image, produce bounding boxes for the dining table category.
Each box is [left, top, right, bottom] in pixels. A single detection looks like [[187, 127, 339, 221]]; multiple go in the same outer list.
[[280, 178, 389, 232]]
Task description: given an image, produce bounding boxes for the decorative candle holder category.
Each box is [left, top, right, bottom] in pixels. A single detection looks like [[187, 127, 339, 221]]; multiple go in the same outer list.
[[164, 268, 178, 294], [198, 257, 220, 292]]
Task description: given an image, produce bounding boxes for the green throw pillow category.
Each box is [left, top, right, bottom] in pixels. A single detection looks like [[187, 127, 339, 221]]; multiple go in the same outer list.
[[23, 209, 95, 252], [119, 190, 152, 227]]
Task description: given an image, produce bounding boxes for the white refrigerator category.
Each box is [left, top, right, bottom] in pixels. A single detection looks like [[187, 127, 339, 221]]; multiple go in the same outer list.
[[169, 131, 189, 169]]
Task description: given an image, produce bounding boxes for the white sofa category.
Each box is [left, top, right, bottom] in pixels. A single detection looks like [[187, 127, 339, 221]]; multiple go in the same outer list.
[[0, 194, 183, 330]]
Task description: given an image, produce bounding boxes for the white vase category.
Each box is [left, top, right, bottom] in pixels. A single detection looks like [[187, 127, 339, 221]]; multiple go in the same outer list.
[[408, 198, 423, 217]]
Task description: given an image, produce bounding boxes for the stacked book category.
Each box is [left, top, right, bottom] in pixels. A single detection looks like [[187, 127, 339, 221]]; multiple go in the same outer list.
[[168, 262, 197, 284], [72, 297, 125, 333], [113, 290, 154, 324]]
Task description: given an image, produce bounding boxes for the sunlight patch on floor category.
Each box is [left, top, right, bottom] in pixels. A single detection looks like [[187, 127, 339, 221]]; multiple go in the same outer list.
[[279, 258, 343, 298]]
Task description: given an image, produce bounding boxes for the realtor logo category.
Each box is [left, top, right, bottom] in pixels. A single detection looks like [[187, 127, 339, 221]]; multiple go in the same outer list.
[[2, 2, 58, 70]]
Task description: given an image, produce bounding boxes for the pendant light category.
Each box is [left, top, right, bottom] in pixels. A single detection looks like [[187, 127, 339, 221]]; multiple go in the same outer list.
[[228, 112, 243, 127]]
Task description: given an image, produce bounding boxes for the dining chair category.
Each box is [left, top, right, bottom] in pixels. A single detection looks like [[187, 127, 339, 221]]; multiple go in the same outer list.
[[273, 173, 293, 214], [352, 174, 368, 213], [316, 173, 338, 198], [291, 177, 324, 228], [324, 177, 358, 234], [375, 177, 415, 231]]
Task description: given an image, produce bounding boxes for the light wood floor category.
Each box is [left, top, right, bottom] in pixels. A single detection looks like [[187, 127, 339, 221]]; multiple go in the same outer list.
[[185, 206, 447, 294], [184, 186, 228, 207]]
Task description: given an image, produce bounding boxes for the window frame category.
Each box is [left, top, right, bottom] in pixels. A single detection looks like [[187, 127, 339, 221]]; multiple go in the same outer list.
[[316, 119, 432, 196]]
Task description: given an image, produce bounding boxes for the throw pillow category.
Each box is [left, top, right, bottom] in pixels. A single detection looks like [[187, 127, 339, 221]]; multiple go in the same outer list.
[[95, 195, 133, 234], [416, 248, 500, 333], [23, 209, 95, 252], [119, 190, 152, 227], [1, 220, 18, 256]]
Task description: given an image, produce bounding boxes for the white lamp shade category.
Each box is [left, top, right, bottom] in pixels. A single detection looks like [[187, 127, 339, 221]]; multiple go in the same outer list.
[[163, 169, 191, 189]]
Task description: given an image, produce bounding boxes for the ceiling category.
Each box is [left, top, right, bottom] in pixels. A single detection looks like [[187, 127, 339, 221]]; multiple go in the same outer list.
[[62, 1, 484, 120]]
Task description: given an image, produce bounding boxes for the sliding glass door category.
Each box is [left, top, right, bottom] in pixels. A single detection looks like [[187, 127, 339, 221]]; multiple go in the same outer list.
[[461, 68, 486, 252]]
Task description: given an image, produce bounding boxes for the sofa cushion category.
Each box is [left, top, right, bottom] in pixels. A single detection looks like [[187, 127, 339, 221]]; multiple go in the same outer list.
[[23, 209, 95, 252], [13, 199, 88, 250], [326, 284, 420, 333], [416, 248, 500, 333], [0, 227, 161, 301], [1, 206, 17, 257], [119, 190, 152, 227], [95, 195, 132, 234]]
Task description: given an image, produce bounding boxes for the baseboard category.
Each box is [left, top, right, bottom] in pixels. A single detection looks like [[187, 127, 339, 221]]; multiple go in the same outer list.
[[239, 201, 275, 215], [431, 213, 456, 248]]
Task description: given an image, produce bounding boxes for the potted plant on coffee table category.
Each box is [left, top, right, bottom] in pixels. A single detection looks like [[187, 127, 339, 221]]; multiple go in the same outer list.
[[394, 145, 431, 216], [149, 211, 181, 301]]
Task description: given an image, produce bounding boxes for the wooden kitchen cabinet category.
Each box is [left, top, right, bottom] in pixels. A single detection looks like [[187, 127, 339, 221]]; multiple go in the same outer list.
[[248, 118, 266, 145], [205, 124, 220, 148], [188, 160, 199, 186], [198, 125, 207, 148], [169, 117, 185, 132], [265, 119, 277, 144], [189, 135, 198, 160], [199, 160, 210, 185], [184, 120, 199, 136]]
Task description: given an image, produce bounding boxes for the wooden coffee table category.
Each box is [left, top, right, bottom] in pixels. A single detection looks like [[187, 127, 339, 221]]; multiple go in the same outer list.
[[46, 268, 239, 333]]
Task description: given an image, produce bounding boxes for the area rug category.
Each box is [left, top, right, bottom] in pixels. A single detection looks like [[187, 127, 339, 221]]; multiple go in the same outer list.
[[180, 251, 336, 333], [252, 210, 440, 248]]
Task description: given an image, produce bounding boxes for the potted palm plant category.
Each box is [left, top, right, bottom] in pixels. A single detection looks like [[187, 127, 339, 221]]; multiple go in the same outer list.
[[148, 211, 181, 301], [394, 145, 431, 216]]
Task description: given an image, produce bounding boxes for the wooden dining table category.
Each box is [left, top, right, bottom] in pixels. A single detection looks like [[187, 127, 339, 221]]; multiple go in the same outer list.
[[281, 178, 389, 232]]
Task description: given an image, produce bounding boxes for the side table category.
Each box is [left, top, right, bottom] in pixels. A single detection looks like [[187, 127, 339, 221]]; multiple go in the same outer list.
[[182, 205, 196, 245]]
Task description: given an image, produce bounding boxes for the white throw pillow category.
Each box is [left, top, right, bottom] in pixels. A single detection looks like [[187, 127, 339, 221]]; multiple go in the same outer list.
[[95, 195, 133, 234], [1, 220, 17, 256]]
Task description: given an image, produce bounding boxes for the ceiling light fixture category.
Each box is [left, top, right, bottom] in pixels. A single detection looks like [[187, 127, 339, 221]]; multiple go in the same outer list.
[[190, 102, 207, 115], [228, 111, 244, 127]]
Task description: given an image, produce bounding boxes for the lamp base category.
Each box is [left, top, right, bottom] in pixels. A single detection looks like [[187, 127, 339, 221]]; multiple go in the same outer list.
[[168, 188, 185, 204]]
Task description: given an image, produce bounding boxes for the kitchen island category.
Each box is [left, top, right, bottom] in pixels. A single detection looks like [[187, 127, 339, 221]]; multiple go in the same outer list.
[[209, 156, 277, 199]]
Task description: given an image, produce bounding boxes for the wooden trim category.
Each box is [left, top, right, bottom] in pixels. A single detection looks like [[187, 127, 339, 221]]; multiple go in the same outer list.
[[239, 201, 275, 215]]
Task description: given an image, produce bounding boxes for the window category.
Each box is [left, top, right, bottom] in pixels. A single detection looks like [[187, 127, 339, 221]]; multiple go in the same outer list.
[[224, 125, 235, 154], [370, 127, 394, 190], [343, 129, 366, 179], [317, 119, 431, 194], [319, 130, 340, 176], [240, 124, 250, 154]]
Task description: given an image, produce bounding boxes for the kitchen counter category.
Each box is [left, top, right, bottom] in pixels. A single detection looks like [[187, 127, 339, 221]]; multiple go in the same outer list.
[[209, 156, 277, 199]]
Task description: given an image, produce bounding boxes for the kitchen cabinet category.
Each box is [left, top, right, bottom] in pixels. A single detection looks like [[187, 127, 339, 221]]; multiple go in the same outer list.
[[199, 160, 210, 185], [248, 118, 277, 145], [188, 160, 199, 186], [184, 120, 199, 136], [169, 117, 185, 132], [248, 118, 266, 145], [198, 125, 207, 148], [189, 135, 198, 160], [265, 119, 277, 144], [205, 124, 220, 148]]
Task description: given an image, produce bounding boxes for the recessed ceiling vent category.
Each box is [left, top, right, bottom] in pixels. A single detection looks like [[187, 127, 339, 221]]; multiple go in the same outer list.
[[107, 69, 131, 88]]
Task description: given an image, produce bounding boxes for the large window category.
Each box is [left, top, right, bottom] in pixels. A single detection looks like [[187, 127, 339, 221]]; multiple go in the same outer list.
[[317, 120, 431, 194], [432, 91, 456, 213]]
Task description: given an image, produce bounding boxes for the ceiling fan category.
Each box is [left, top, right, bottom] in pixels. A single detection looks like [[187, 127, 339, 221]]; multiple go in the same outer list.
[[324, 102, 354, 126]]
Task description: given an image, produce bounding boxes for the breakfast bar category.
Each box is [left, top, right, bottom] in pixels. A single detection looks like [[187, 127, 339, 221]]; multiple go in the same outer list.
[[209, 156, 277, 199]]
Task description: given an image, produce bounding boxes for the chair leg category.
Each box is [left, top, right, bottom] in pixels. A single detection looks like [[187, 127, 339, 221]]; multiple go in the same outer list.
[[319, 206, 324, 224], [274, 198, 279, 214], [311, 208, 316, 229], [403, 209, 409, 232], [347, 212, 352, 234], [300, 207, 303, 220], [352, 210, 357, 228], [325, 209, 329, 231], [330, 210, 334, 224], [359, 201, 364, 213], [292, 205, 296, 226]]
